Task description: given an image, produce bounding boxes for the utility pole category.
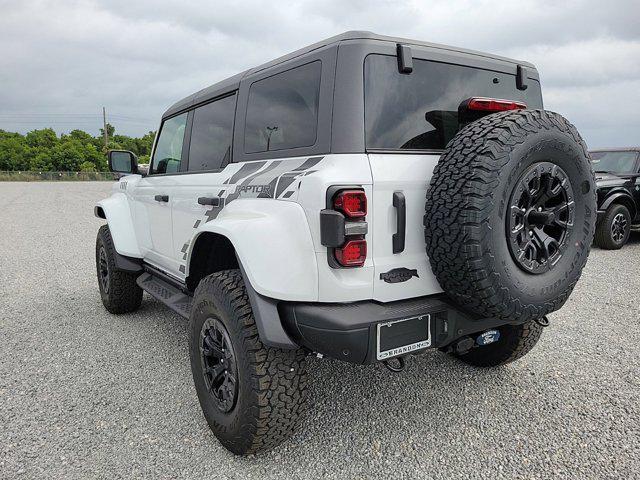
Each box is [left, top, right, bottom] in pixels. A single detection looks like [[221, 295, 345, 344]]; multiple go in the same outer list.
[[102, 107, 108, 150]]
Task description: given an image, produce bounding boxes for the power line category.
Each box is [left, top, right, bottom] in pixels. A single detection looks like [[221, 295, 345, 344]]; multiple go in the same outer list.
[[0, 113, 154, 122], [0, 120, 151, 125]]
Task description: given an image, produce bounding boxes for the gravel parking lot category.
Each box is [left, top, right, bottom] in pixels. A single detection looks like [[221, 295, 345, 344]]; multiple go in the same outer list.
[[1, 181, 639, 479]]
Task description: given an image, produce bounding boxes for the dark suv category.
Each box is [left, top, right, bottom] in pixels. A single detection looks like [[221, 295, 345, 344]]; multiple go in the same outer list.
[[591, 148, 640, 249]]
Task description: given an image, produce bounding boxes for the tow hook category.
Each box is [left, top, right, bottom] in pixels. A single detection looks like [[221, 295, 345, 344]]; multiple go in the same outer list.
[[383, 356, 406, 372], [535, 316, 550, 327]]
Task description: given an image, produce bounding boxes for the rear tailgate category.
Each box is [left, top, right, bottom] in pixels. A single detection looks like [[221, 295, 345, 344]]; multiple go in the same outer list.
[[368, 153, 444, 302]]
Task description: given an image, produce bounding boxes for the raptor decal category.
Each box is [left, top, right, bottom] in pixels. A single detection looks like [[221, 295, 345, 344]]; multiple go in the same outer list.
[[178, 157, 324, 273]]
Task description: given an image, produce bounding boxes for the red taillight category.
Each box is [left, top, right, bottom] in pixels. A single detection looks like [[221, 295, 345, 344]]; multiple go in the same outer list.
[[467, 97, 527, 112], [335, 239, 367, 267], [333, 190, 367, 218]]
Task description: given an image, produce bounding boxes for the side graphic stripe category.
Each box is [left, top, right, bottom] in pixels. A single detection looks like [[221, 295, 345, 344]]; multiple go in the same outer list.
[[224, 161, 266, 184], [275, 172, 300, 198], [293, 156, 323, 171], [179, 156, 325, 273], [241, 160, 282, 186]]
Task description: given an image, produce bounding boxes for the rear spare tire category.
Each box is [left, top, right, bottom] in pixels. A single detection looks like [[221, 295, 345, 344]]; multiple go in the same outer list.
[[424, 109, 596, 322]]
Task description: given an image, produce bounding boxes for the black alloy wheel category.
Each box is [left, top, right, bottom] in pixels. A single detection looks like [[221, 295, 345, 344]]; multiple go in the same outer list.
[[98, 246, 110, 294], [611, 212, 629, 243], [199, 318, 238, 413], [507, 162, 576, 274]]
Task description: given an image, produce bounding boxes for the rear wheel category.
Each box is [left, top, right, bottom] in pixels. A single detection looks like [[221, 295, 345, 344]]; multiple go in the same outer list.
[[189, 270, 308, 455], [95, 225, 143, 314], [595, 203, 631, 249], [454, 320, 543, 367]]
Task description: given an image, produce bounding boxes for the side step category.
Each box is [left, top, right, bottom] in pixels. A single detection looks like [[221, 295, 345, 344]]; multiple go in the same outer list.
[[136, 272, 192, 319]]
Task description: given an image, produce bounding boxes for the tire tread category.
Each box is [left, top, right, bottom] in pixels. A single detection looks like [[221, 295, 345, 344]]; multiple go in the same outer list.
[[594, 203, 630, 250], [191, 270, 308, 455], [96, 225, 143, 314], [424, 109, 596, 322]]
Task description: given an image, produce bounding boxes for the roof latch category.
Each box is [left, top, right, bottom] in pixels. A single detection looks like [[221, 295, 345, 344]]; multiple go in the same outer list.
[[516, 65, 529, 90], [396, 44, 413, 74]]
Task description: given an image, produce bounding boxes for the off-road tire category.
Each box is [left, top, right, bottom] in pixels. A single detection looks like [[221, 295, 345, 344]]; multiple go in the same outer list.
[[455, 320, 543, 367], [189, 270, 308, 455], [594, 203, 631, 250], [95, 225, 143, 314], [424, 109, 596, 323]]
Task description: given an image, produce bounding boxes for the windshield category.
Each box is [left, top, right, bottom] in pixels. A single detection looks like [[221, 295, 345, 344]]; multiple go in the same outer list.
[[591, 151, 638, 174], [364, 54, 543, 151]]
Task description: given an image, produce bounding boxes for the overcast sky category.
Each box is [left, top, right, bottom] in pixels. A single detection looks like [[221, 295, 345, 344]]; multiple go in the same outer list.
[[0, 0, 638, 148]]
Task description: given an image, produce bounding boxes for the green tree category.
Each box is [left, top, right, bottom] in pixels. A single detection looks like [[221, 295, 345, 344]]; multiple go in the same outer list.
[[49, 141, 85, 171], [25, 128, 58, 149], [0, 125, 156, 173], [0, 131, 30, 170], [79, 161, 97, 172], [100, 123, 115, 140]]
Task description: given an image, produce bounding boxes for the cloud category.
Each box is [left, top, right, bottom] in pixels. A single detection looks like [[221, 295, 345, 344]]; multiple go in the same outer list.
[[0, 0, 638, 148]]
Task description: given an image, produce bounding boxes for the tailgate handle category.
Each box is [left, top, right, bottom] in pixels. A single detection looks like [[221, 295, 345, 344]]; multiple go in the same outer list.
[[198, 197, 220, 207], [154, 195, 169, 202], [392, 191, 406, 254]]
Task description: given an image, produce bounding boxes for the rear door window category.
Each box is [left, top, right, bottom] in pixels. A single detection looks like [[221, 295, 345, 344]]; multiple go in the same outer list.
[[244, 61, 321, 153], [151, 113, 188, 174], [364, 55, 543, 151], [188, 94, 236, 172]]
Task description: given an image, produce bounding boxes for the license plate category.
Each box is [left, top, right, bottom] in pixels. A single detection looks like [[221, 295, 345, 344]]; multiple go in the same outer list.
[[376, 315, 431, 360]]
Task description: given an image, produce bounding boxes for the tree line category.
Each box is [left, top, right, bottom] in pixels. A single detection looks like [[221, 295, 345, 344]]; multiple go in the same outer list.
[[0, 124, 155, 172]]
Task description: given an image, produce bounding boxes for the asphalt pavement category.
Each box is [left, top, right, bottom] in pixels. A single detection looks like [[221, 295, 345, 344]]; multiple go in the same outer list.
[[1, 181, 638, 479]]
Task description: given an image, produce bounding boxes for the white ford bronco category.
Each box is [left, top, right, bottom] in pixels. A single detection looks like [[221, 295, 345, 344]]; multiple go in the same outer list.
[[95, 31, 596, 454]]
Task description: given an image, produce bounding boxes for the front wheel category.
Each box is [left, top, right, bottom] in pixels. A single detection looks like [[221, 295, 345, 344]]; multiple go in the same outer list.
[[95, 225, 143, 314], [595, 204, 631, 250], [189, 270, 308, 455]]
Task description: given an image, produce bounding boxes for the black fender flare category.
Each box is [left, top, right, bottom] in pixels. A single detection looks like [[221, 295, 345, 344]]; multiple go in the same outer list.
[[600, 191, 637, 218], [237, 260, 299, 350]]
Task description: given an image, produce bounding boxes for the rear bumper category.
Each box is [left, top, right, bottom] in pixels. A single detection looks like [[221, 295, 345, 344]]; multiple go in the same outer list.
[[279, 294, 514, 364]]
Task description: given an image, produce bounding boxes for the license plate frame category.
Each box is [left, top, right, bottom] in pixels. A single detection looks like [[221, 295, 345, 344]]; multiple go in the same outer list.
[[376, 314, 431, 361]]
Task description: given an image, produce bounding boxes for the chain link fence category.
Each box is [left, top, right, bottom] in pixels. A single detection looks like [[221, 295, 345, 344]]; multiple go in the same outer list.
[[0, 171, 118, 181]]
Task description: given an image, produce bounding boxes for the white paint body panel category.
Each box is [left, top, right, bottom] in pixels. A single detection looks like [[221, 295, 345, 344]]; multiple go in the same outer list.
[[131, 175, 178, 273], [367, 154, 444, 302], [95, 180, 142, 258], [97, 153, 444, 303], [191, 199, 318, 301]]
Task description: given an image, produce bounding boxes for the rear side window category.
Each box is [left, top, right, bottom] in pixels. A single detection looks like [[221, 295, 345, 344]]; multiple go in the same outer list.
[[364, 55, 543, 150], [244, 61, 321, 153], [188, 94, 236, 172], [152, 113, 188, 174]]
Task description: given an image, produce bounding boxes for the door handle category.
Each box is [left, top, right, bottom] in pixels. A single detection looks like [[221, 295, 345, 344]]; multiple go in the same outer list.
[[154, 195, 169, 202], [198, 197, 220, 207], [392, 191, 406, 254]]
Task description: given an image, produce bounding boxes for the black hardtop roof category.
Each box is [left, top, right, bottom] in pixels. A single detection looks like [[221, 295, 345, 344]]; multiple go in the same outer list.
[[163, 30, 536, 118]]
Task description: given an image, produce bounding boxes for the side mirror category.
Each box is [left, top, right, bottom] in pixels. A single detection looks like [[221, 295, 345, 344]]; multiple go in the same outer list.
[[108, 150, 139, 175]]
